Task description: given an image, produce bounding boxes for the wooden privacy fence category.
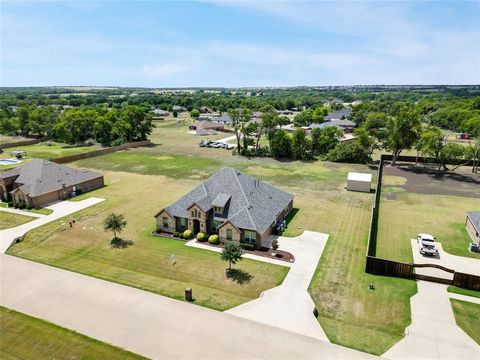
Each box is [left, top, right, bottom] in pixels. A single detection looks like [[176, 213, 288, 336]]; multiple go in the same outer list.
[[51, 140, 153, 164], [365, 154, 480, 291], [0, 137, 49, 150]]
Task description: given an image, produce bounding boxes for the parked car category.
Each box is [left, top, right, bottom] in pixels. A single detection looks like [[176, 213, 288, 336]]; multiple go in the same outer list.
[[224, 144, 234, 150], [212, 142, 222, 148], [206, 141, 214, 148], [417, 233, 438, 256], [199, 140, 207, 147]]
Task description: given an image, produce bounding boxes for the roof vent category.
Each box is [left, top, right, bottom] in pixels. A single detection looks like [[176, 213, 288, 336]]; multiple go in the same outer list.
[[38, 179, 42, 182], [82, 169, 88, 173]]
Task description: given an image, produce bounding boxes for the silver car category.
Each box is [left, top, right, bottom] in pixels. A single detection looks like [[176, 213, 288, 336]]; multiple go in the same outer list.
[[417, 233, 438, 256]]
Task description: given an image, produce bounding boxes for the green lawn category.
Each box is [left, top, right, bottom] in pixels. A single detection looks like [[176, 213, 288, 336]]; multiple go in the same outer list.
[[5, 132, 417, 355], [448, 286, 480, 299], [0, 211, 35, 230], [7, 171, 289, 311], [283, 185, 416, 355], [377, 192, 480, 262], [0, 307, 146, 360], [0, 141, 101, 162], [450, 299, 480, 345]]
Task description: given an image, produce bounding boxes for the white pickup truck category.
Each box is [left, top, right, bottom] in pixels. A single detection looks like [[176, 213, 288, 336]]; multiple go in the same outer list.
[[417, 233, 438, 256]]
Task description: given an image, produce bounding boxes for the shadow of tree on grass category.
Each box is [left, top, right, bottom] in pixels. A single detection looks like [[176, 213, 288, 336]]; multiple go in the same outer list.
[[227, 269, 253, 285], [110, 237, 134, 249]]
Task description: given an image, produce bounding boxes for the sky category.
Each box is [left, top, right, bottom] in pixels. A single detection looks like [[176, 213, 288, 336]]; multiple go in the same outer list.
[[1, 0, 479, 87]]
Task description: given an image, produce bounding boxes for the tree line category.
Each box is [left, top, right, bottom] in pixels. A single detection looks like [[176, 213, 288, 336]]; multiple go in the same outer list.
[[0, 105, 154, 146]]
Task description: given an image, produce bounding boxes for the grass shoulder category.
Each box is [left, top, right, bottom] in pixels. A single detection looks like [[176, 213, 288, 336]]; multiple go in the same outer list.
[[448, 286, 480, 299], [450, 299, 480, 345]]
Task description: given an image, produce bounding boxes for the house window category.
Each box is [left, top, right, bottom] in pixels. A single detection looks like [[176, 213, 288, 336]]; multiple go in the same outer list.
[[162, 217, 169, 228], [180, 217, 187, 228], [244, 230, 256, 244], [191, 211, 195, 217], [214, 206, 223, 214], [226, 229, 233, 240]]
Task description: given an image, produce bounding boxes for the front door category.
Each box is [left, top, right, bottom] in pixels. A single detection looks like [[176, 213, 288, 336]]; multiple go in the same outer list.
[[193, 219, 200, 234]]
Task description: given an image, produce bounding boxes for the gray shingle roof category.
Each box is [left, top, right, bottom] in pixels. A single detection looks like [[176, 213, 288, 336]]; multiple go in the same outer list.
[[1, 159, 103, 197], [324, 108, 352, 120], [165, 168, 293, 233], [467, 211, 480, 233], [212, 114, 232, 124], [211, 193, 231, 208]]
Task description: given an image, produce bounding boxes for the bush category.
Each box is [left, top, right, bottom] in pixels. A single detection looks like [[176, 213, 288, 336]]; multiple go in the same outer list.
[[208, 234, 219, 244], [271, 239, 279, 251], [183, 229, 193, 239], [196, 232, 206, 242], [173, 231, 180, 237], [240, 242, 255, 251]]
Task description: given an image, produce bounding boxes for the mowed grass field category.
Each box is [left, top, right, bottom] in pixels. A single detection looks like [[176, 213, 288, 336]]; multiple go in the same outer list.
[[8, 171, 289, 311], [0, 307, 146, 360], [6, 120, 417, 355], [0, 211, 35, 230], [450, 299, 480, 345], [377, 192, 480, 262]]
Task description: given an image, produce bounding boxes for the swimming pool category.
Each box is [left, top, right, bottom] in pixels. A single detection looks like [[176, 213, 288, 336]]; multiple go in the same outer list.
[[0, 158, 22, 165]]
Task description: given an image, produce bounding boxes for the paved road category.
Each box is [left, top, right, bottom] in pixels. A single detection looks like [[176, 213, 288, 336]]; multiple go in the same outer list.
[[0, 198, 104, 253], [383, 281, 479, 360], [0, 254, 375, 360], [226, 231, 329, 341], [411, 239, 480, 279]]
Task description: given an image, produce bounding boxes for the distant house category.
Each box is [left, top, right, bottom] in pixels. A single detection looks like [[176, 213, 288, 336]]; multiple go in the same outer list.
[[466, 211, 480, 246], [0, 159, 104, 208], [155, 168, 293, 249], [172, 105, 187, 112], [277, 110, 293, 115], [251, 111, 263, 124], [324, 108, 352, 121], [212, 114, 232, 125], [189, 120, 224, 135], [151, 109, 170, 117], [200, 106, 212, 114], [308, 119, 356, 132]]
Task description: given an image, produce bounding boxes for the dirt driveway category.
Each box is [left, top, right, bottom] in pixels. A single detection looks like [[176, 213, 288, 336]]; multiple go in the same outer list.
[[383, 164, 480, 198]]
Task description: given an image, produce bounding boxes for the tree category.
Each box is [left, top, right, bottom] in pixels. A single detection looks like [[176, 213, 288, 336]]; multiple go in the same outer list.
[[416, 126, 445, 168], [261, 107, 279, 150], [327, 140, 370, 164], [292, 128, 311, 160], [103, 213, 127, 240], [439, 143, 466, 171], [384, 107, 420, 165], [190, 109, 200, 118], [311, 126, 342, 156], [221, 242, 243, 271], [293, 109, 313, 127], [229, 108, 252, 153], [270, 129, 292, 159]]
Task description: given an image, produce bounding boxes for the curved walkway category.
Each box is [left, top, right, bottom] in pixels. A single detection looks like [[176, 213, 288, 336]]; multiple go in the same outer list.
[[226, 231, 330, 341], [0, 197, 104, 253], [0, 206, 46, 218], [0, 254, 374, 360]]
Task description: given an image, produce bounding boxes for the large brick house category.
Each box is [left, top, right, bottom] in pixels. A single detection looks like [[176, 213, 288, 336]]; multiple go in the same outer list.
[[0, 159, 104, 208], [155, 168, 293, 249], [466, 211, 480, 246]]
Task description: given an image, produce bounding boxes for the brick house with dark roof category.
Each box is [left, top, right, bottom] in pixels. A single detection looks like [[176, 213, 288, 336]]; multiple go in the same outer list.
[[155, 168, 293, 249], [0, 159, 104, 208]]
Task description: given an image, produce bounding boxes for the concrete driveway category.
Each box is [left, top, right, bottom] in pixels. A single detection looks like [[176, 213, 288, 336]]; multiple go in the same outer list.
[[0, 254, 375, 360], [0, 197, 104, 253], [411, 239, 480, 279], [383, 281, 479, 360], [226, 231, 329, 341]]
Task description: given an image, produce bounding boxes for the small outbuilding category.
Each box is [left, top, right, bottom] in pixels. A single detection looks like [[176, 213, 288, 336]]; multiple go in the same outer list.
[[347, 172, 372, 193]]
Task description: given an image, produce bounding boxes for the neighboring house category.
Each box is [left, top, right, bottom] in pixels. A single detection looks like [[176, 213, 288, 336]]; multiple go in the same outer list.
[[151, 109, 170, 117], [189, 120, 224, 134], [466, 211, 480, 246], [277, 110, 293, 115], [212, 114, 232, 125], [0, 159, 104, 208], [172, 105, 187, 112], [308, 119, 356, 132], [155, 168, 293, 249], [324, 108, 352, 121], [200, 106, 212, 113], [251, 111, 263, 123]]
